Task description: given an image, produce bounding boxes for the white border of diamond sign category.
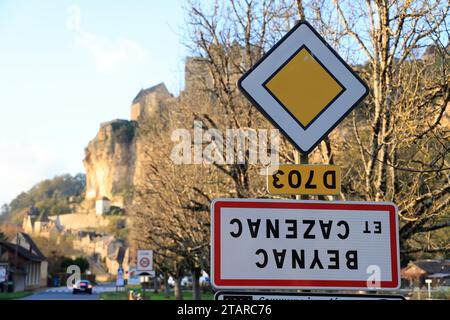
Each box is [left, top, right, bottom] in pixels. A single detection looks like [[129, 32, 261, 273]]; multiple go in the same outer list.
[[238, 21, 369, 154]]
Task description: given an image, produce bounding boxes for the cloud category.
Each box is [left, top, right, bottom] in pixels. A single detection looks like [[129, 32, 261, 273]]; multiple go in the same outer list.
[[66, 5, 148, 73]]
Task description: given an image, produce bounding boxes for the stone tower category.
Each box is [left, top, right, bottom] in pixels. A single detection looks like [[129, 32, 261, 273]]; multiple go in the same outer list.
[[22, 206, 39, 234], [130, 83, 172, 122]]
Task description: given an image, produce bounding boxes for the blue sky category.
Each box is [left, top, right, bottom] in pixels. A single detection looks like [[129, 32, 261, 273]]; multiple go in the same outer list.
[[0, 0, 188, 205]]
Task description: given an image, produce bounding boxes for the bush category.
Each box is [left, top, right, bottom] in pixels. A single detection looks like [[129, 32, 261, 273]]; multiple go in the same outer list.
[[107, 206, 125, 216], [4, 174, 86, 222], [60, 256, 90, 274], [433, 287, 450, 300]]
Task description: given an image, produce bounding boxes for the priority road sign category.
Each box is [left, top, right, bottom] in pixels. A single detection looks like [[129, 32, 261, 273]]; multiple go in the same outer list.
[[211, 199, 400, 290], [214, 291, 405, 301], [238, 21, 369, 154], [267, 164, 340, 195]]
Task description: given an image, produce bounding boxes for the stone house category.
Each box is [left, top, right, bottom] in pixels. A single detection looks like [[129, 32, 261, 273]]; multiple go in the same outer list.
[[105, 246, 129, 276], [72, 231, 102, 255], [95, 197, 111, 215], [401, 259, 450, 287], [72, 232, 129, 277], [22, 206, 62, 238]]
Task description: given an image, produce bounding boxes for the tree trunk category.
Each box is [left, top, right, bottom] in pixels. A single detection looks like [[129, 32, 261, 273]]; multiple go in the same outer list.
[[174, 277, 183, 300], [163, 273, 170, 299], [153, 273, 159, 294], [192, 267, 201, 300]]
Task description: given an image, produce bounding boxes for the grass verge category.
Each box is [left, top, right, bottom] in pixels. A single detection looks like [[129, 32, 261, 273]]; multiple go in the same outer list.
[[100, 290, 214, 300], [0, 291, 33, 300]]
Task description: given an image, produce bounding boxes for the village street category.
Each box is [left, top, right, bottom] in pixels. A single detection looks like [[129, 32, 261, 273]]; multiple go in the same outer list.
[[20, 283, 117, 300]]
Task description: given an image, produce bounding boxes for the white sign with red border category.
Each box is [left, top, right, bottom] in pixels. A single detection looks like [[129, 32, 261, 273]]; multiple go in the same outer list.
[[137, 250, 153, 273], [211, 199, 400, 290]]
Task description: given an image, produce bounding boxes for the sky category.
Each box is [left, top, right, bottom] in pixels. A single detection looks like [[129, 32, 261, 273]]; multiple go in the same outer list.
[[0, 0, 188, 206]]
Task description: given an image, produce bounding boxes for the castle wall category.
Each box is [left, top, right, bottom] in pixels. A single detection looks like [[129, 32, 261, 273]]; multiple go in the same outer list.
[[49, 213, 110, 231]]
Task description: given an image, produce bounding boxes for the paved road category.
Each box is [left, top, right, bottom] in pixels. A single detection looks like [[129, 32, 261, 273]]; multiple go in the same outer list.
[[21, 283, 117, 300]]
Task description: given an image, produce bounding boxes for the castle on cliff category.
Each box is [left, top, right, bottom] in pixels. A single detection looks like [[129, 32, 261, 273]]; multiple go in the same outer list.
[[83, 57, 214, 209], [17, 55, 228, 279]]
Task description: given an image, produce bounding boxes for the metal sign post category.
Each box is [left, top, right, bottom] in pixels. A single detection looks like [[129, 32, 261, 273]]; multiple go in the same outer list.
[[137, 250, 154, 300]]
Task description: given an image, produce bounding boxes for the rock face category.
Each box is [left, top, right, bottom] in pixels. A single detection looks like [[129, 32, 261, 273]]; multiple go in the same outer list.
[[83, 119, 137, 207]]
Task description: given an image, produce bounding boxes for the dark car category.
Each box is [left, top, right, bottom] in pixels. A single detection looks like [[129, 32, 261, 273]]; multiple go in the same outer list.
[[73, 280, 93, 294]]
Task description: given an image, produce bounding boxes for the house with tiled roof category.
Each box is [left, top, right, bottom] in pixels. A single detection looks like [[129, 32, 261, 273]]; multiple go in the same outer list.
[[401, 259, 450, 287], [0, 232, 48, 292]]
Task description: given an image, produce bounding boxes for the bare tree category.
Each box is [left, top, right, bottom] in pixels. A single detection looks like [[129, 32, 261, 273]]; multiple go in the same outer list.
[[185, 0, 450, 260], [303, 0, 450, 261], [184, 0, 302, 199], [130, 96, 219, 299]]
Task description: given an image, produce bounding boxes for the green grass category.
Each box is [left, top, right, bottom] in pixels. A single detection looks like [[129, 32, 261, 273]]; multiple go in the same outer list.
[[0, 291, 33, 300], [100, 290, 214, 301]]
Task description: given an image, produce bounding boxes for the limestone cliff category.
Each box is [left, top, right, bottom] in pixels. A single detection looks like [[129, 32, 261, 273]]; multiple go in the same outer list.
[[83, 119, 137, 207]]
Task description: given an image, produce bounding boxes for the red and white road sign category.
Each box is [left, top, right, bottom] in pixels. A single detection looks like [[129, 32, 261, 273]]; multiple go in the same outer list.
[[211, 199, 400, 290], [137, 250, 153, 273], [140, 257, 150, 268]]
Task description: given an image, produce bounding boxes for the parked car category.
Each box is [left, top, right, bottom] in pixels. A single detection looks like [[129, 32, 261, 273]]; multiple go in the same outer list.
[[181, 276, 193, 289], [73, 280, 93, 294]]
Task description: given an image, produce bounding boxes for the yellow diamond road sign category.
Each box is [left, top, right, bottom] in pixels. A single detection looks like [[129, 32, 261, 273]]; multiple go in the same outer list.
[[238, 21, 369, 154]]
